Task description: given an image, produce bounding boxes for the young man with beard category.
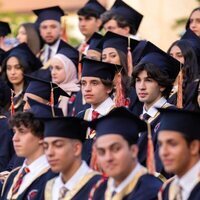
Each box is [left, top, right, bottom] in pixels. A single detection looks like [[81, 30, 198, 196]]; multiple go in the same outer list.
[[157, 108, 200, 200]]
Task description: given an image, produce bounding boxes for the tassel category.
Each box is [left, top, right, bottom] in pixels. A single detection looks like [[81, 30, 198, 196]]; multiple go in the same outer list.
[[127, 36, 133, 77], [49, 83, 55, 117], [10, 89, 15, 116], [61, 17, 68, 42], [177, 69, 183, 108], [146, 123, 156, 175], [78, 62, 82, 81], [114, 72, 126, 107]]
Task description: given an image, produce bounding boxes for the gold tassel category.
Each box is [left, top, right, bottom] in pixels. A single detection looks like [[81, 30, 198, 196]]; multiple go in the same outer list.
[[146, 122, 156, 175], [177, 68, 183, 108], [127, 36, 133, 77]]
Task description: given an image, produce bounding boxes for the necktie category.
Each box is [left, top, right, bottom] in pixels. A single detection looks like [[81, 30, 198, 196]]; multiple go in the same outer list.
[[47, 47, 52, 61], [12, 167, 30, 195], [174, 184, 182, 200], [58, 186, 68, 200], [143, 113, 151, 121], [89, 110, 100, 138]]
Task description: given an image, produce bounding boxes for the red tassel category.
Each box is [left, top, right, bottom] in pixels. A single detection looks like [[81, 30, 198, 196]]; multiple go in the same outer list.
[[127, 36, 133, 77], [146, 123, 156, 175], [78, 62, 82, 81], [177, 70, 183, 108], [10, 89, 15, 116], [114, 72, 126, 107]]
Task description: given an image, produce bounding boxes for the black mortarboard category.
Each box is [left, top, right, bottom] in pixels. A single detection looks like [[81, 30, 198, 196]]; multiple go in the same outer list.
[[28, 97, 64, 117], [110, 0, 143, 33], [0, 48, 5, 65], [0, 21, 11, 36], [88, 107, 147, 143], [33, 6, 65, 24], [3, 43, 42, 73], [158, 108, 200, 140], [87, 32, 103, 52], [78, 0, 106, 17], [133, 41, 181, 80], [81, 57, 121, 80], [0, 77, 11, 107], [25, 74, 70, 104], [97, 31, 139, 54], [57, 44, 79, 68], [43, 117, 87, 142]]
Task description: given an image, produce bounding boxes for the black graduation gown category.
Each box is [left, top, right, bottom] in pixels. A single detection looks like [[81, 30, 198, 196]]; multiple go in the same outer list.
[[0, 117, 14, 172], [161, 181, 200, 200], [1, 167, 56, 200], [92, 174, 163, 200]]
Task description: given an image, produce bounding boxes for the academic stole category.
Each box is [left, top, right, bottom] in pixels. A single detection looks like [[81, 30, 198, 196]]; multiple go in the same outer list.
[[104, 167, 147, 200], [6, 167, 50, 200], [45, 171, 99, 200]]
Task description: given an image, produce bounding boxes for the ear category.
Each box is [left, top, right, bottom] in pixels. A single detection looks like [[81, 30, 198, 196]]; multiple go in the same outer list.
[[38, 139, 44, 145], [123, 26, 130, 35], [160, 86, 166, 92], [130, 144, 138, 159], [73, 141, 82, 157], [190, 140, 200, 156]]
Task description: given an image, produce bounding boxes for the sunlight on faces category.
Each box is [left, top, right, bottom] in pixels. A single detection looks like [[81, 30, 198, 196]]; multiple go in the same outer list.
[[17, 26, 28, 43], [169, 45, 185, 64], [95, 134, 138, 185], [81, 77, 112, 109], [43, 137, 82, 173], [39, 20, 62, 45], [6, 56, 24, 85], [158, 131, 200, 177], [102, 48, 121, 65], [50, 57, 66, 84], [189, 10, 200, 37]]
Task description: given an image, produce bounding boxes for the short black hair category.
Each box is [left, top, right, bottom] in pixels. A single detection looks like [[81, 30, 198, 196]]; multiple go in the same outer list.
[[101, 11, 136, 35], [132, 63, 174, 98], [9, 111, 44, 138], [77, 8, 100, 19]]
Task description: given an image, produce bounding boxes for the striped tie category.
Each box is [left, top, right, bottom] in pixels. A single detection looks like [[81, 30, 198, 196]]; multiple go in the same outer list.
[[12, 167, 30, 195]]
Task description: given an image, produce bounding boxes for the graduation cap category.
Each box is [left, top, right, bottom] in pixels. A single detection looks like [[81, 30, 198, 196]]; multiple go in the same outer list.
[[81, 57, 122, 80], [3, 43, 42, 73], [33, 6, 65, 24], [88, 107, 147, 143], [57, 44, 79, 68], [28, 97, 64, 117], [158, 108, 200, 140], [42, 117, 87, 142], [133, 40, 181, 80], [0, 21, 11, 36], [110, 0, 143, 33], [87, 32, 103, 52], [25, 74, 70, 105], [97, 31, 139, 54], [78, 0, 106, 17]]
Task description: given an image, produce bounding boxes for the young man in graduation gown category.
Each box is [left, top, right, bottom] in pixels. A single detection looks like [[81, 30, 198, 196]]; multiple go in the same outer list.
[[88, 107, 163, 200], [1, 111, 54, 200], [77, 0, 106, 54], [157, 108, 200, 200], [77, 58, 118, 163], [132, 41, 181, 176], [43, 116, 101, 200]]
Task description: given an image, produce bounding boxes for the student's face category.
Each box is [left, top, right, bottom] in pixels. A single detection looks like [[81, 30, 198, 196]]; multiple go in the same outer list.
[[17, 26, 28, 43], [78, 16, 101, 39], [39, 20, 62, 45], [6, 56, 24, 86], [23, 93, 49, 112], [189, 10, 200, 37], [135, 70, 164, 110], [102, 48, 121, 65], [81, 77, 112, 109], [96, 134, 137, 184], [169, 45, 185, 64], [50, 58, 66, 84], [43, 137, 82, 173], [158, 131, 200, 177], [12, 125, 42, 159], [103, 19, 130, 36]]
